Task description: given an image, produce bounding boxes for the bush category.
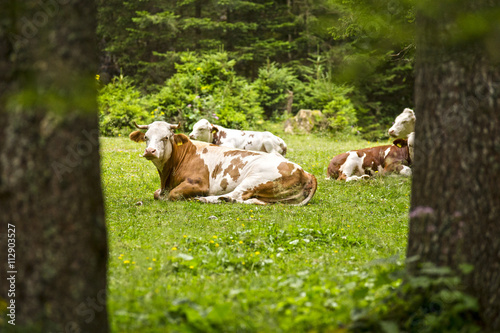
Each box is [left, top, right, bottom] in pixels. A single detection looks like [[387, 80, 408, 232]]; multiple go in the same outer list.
[[252, 62, 300, 118], [98, 75, 158, 136], [155, 52, 263, 130]]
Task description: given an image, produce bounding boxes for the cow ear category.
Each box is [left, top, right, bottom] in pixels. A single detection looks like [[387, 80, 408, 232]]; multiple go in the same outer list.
[[211, 126, 219, 134], [173, 133, 190, 146], [393, 138, 408, 148], [129, 131, 145, 142]]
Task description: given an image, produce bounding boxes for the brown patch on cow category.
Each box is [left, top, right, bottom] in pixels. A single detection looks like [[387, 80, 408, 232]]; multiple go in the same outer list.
[[249, 134, 254, 138], [240, 164, 317, 205], [212, 162, 223, 179], [220, 178, 228, 191], [327, 152, 349, 179], [213, 130, 227, 145], [281, 144, 287, 156], [223, 157, 247, 181], [202, 147, 208, 154], [223, 150, 260, 158], [129, 130, 145, 142], [241, 131, 246, 136]]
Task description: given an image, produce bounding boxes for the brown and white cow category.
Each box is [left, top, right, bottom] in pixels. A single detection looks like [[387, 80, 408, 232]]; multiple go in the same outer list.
[[327, 139, 412, 181], [388, 108, 416, 161], [188, 119, 287, 156], [130, 121, 316, 205]]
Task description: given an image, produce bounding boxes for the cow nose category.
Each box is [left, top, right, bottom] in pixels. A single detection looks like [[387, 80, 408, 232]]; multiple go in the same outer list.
[[144, 147, 157, 158], [189, 134, 194, 139], [388, 129, 395, 136]]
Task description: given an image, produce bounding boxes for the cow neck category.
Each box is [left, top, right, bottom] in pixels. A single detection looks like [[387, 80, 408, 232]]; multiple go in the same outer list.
[[159, 139, 194, 190]]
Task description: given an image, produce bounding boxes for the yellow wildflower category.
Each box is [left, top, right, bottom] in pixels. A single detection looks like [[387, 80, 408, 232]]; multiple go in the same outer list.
[[210, 240, 214, 244], [148, 267, 152, 270], [255, 251, 260, 255], [213, 235, 217, 239], [123, 260, 130, 264], [152, 258, 157, 262], [239, 241, 243, 244], [172, 247, 177, 251], [215, 243, 219, 247], [189, 265, 194, 269]]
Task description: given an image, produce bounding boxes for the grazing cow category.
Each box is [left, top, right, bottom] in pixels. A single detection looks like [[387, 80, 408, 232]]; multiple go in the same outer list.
[[189, 119, 287, 156], [388, 108, 415, 138], [327, 139, 412, 181], [130, 121, 316, 205]]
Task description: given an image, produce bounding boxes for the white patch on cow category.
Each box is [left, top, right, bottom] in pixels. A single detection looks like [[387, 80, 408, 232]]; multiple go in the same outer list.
[[384, 147, 391, 159], [399, 165, 412, 176], [388, 108, 416, 138], [408, 132, 415, 161], [340, 151, 365, 179]]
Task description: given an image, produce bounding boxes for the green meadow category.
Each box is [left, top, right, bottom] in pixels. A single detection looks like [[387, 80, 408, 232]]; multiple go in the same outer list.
[[102, 129, 411, 332]]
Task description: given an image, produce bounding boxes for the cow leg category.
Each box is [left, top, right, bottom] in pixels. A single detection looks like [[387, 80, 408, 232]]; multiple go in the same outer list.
[[167, 180, 209, 201]]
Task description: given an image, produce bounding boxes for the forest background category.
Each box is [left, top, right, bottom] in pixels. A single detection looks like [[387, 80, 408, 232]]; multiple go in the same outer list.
[[97, 0, 415, 138]]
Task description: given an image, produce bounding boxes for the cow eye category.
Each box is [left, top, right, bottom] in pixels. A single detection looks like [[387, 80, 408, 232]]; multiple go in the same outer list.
[[144, 136, 149, 141]]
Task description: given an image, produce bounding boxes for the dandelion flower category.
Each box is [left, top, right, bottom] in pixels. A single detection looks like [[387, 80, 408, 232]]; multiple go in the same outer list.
[[210, 240, 214, 244], [148, 267, 152, 270], [123, 260, 130, 264], [183, 235, 187, 238], [215, 243, 219, 247], [189, 265, 194, 269], [213, 235, 217, 239], [172, 247, 177, 251], [239, 241, 243, 244], [152, 258, 157, 262], [255, 251, 260, 255]]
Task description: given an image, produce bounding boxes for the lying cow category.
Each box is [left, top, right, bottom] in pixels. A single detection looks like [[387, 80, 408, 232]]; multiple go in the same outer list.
[[327, 139, 412, 181], [189, 119, 287, 156], [388, 108, 415, 138], [388, 108, 416, 161], [130, 121, 316, 205]]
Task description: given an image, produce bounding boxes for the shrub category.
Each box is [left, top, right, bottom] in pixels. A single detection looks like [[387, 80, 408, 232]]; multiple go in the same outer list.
[[155, 52, 263, 130], [252, 62, 300, 118], [98, 75, 158, 136]]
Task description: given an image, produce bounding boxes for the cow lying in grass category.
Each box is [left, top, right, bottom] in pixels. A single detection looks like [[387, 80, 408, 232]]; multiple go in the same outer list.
[[189, 119, 287, 156], [327, 139, 412, 181], [130, 121, 316, 205], [388, 108, 415, 161]]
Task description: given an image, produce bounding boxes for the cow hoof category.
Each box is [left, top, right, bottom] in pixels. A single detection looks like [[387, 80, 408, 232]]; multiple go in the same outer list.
[[154, 189, 162, 200]]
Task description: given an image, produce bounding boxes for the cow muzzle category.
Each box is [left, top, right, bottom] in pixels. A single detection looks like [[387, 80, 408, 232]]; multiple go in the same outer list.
[[143, 147, 158, 160]]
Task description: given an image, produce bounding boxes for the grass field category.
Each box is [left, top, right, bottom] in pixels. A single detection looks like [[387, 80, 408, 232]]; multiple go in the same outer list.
[[102, 129, 411, 332]]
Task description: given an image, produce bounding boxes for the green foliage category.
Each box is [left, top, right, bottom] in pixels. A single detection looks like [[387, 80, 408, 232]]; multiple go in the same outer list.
[[98, 75, 158, 136], [155, 52, 263, 129], [323, 96, 358, 132], [349, 262, 481, 333], [251, 62, 300, 117]]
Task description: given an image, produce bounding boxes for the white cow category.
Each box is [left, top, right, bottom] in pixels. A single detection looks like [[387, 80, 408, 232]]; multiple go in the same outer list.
[[189, 119, 287, 156]]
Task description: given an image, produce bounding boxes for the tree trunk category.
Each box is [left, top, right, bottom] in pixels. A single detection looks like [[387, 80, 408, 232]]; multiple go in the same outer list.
[[408, 1, 500, 331], [0, 1, 108, 332]]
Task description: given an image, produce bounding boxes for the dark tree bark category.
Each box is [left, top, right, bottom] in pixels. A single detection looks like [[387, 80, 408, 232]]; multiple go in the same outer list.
[[408, 1, 500, 331], [0, 1, 108, 332]]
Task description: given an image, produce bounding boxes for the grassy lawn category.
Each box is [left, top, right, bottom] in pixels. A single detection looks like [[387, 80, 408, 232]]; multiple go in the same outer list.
[[102, 130, 411, 332]]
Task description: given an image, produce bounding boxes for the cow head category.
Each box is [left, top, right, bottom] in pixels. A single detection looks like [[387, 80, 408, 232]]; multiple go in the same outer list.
[[129, 121, 181, 164], [388, 108, 416, 138], [189, 119, 218, 143]]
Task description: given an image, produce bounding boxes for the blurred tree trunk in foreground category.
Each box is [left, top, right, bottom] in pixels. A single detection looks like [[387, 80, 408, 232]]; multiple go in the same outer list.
[[408, 0, 500, 331], [0, 1, 108, 332]]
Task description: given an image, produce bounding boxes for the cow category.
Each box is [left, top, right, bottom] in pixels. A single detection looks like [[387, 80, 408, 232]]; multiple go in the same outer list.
[[129, 121, 317, 205], [188, 119, 287, 156], [327, 138, 412, 181], [388, 108, 415, 138]]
